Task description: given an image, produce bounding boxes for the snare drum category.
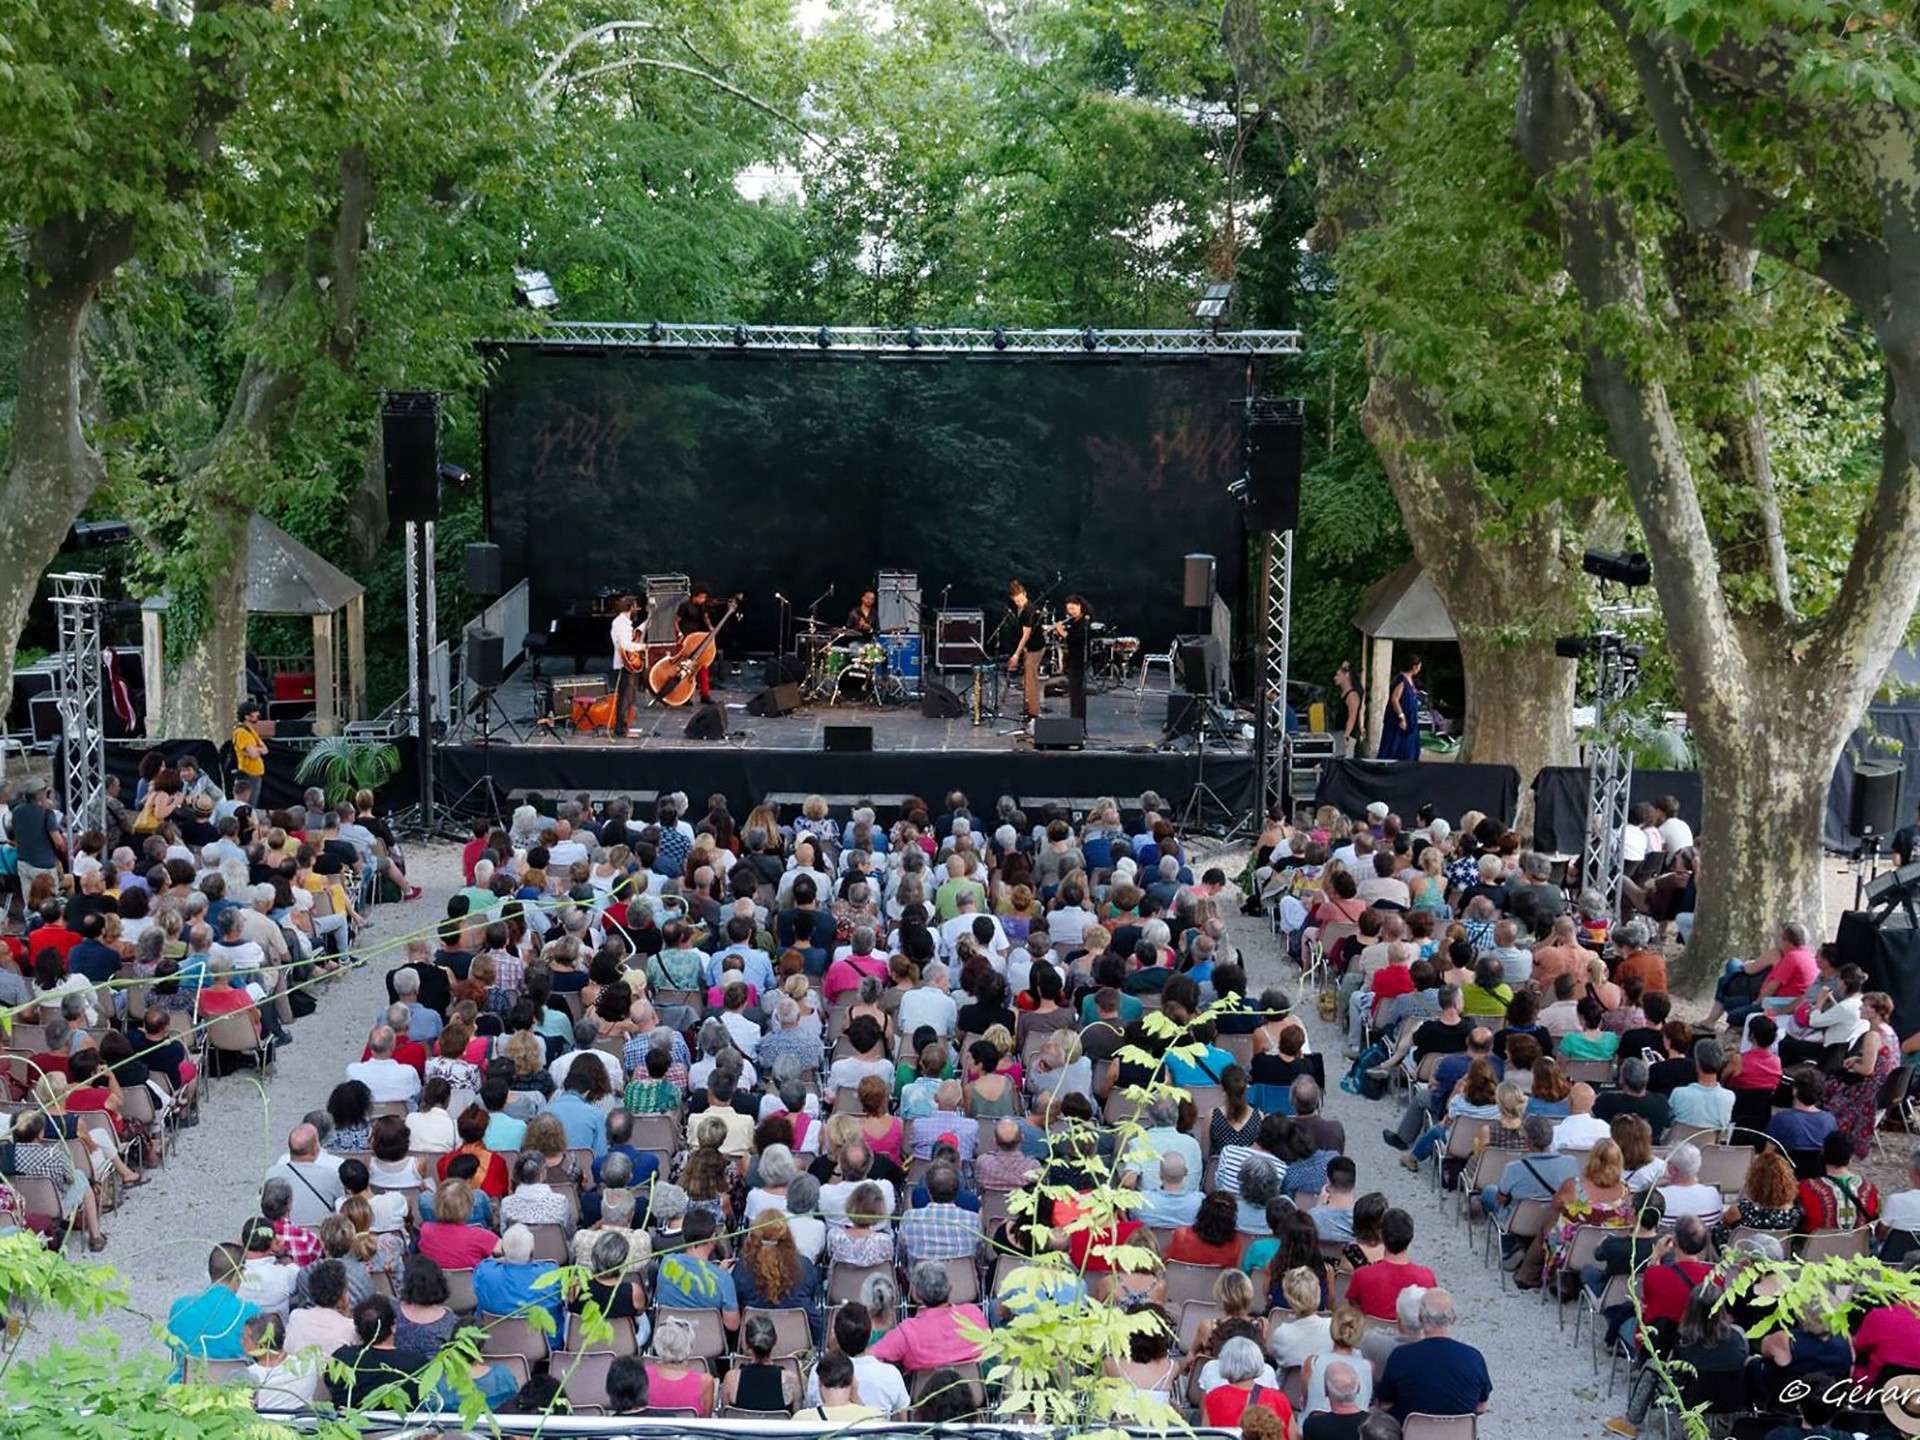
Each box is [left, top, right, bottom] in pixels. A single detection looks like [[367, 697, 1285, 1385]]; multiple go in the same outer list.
[[1105, 635, 1141, 661], [881, 633, 922, 681], [825, 645, 854, 676]]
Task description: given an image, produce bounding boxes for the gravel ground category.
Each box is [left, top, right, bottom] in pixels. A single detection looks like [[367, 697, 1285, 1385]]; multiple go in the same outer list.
[[29, 833, 1870, 1436], [14, 839, 472, 1362]]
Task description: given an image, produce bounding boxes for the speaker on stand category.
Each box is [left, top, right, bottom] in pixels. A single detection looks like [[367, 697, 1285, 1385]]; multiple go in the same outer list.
[[441, 627, 521, 827], [1850, 759, 1905, 907]]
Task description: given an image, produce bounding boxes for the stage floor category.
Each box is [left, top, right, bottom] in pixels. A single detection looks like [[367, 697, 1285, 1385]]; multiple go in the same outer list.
[[440, 663, 1261, 824]]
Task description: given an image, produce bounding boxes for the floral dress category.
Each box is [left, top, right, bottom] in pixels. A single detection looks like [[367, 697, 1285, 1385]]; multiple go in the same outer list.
[[1542, 1179, 1632, 1283], [1827, 1021, 1898, 1159]]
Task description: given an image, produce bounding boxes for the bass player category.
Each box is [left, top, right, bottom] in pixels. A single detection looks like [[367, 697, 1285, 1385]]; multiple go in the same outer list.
[[608, 594, 645, 735], [676, 582, 722, 700]]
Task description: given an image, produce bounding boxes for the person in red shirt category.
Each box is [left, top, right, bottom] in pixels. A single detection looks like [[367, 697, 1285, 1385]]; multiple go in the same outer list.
[[1165, 1193, 1247, 1268], [1202, 1335, 1297, 1429], [1343, 1208, 1437, 1320], [62, 1050, 125, 1137], [437, 1108, 509, 1199], [1637, 1217, 1714, 1338], [1726, 1015, 1784, 1093], [361, 1008, 429, 1078], [1370, 949, 1416, 1020], [29, 914, 83, 966], [460, 818, 491, 886]]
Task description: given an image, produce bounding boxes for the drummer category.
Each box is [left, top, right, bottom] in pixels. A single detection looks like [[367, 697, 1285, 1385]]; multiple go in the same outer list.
[[846, 589, 879, 638]]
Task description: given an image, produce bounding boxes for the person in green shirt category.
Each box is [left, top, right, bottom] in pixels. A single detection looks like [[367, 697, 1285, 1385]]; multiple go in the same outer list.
[[1557, 997, 1622, 1062], [1460, 955, 1514, 1019], [932, 855, 987, 921]]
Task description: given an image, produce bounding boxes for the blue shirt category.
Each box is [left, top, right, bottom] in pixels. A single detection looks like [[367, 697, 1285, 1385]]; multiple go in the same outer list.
[[473, 1258, 564, 1328], [1165, 1045, 1235, 1088], [166, 1284, 260, 1375], [541, 1092, 608, 1156], [1432, 1052, 1504, 1109], [704, 944, 774, 992], [1376, 1335, 1492, 1421], [483, 1112, 528, 1152], [654, 1254, 738, 1313], [68, 940, 121, 985], [375, 1000, 441, 1046], [592, 1144, 661, 1189]]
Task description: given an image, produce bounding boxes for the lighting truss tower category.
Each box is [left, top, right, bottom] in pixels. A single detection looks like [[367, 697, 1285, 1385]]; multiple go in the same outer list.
[[1578, 637, 1639, 915], [404, 518, 440, 826], [50, 571, 107, 835], [1259, 530, 1294, 816]]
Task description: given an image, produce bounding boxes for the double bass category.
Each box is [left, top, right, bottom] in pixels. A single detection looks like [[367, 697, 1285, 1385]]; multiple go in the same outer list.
[[648, 595, 742, 706]]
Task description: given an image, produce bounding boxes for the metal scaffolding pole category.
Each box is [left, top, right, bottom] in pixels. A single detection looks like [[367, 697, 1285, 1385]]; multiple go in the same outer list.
[[488, 321, 1303, 356], [50, 571, 107, 836], [1259, 529, 1294, 817], [1578, 639, 1638, 915]]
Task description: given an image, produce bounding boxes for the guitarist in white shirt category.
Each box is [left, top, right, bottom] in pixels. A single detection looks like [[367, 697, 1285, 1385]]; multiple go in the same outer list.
[[608, 595, 646, 736]]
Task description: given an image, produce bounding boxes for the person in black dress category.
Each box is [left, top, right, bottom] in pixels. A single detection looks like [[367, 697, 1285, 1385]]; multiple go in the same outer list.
[[1052, 594, 1092, 723]]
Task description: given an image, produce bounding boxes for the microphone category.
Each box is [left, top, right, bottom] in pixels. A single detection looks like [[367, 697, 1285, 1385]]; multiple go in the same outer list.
[[829, 583, 836, 596], [774, 592, 787, 603]]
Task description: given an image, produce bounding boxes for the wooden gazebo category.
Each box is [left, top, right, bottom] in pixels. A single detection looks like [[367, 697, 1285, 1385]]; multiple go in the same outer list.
[[141, 515, 367, 736]]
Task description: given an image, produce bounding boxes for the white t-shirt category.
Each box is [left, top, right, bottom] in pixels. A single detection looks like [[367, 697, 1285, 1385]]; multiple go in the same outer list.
[[549, 1048, 623, 1094], [345, 1057, 421, 1103], [1658, 817, 1694, 852], [720, 1011, 763, 1054], [1657, 1182, 1724, 1221], [828, 1056, 894, 1096], [1881, 1187, 1920, 1235], [1621, 825, 1648, 864], [805, 1353, 910, 1417], [341, 1189, 411, 1234], [898, 988, 957, 1039], [818, 1177, 896, 1226], [250, 1354, 322, 1411], [1045, 907, 1098, 947], [238, 1255, 300, 1318]]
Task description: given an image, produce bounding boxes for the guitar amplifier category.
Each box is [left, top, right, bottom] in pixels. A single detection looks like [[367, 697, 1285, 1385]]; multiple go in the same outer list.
[[935, 609, 988, 670], [552, 676, 607, 706]]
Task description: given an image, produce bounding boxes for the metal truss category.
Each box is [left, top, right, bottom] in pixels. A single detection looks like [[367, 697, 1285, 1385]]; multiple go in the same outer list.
[[1260, 530, 1294, 815], [494, 321, 1302, 356], [1579, 640, 1638, 915], [50, 572, 107, 836]]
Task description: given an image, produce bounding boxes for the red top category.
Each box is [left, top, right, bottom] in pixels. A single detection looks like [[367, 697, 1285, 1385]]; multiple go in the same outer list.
[[64, 1085, 123, 1135], [1204, 1384, 1294, 1429], [418, 1221, 499, 1270], [1731, 1048, 1782, 1092], [462, 838, 489, 884], [30, 926, 83, 964], [1345, 1259, 1438, 1320], [1769, 946, 1818, 1000], [1065, 1218, 1146, 1274], [365, 1038, 429, 1077], [439, 1145, 509, 1198], [1641, 1258, 1712, 1326], [1370, 965, 1415, 1018], [1166, 1228, 1246, 1268]]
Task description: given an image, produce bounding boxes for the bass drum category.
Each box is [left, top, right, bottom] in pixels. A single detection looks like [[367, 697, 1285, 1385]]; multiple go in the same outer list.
[[882, 633, 922, 682]]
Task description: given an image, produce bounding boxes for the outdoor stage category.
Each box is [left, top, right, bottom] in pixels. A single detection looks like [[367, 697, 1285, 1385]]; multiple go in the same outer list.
[[437, 672, 1261, 825]]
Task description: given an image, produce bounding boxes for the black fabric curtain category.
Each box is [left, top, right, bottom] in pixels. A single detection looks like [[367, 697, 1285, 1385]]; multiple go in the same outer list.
[[1313, 758, 1521, 828]]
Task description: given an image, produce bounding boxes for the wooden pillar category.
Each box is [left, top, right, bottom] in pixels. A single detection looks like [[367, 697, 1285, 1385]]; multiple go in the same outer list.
[[141, 608, 166, 738], [344, 595, 367, 720], [1366, 635, 1393, 757], [312, 612, 337, 737]]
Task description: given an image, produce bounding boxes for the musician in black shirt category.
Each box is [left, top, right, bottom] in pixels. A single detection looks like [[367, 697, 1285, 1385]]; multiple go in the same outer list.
[[846, 589, 879, 637], [1051, 594, 1092, 722], [675, 583, 719, 700], [1007, 579, 1041, 720]]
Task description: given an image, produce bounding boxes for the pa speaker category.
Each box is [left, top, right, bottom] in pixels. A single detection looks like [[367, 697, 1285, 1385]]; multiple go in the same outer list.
[[684, 702, 727, 740], [921, 682, 965, 719], [463, 542, 502, 598], [1183, 553, 1217, 608], [465, 629, 506, 690], [1852, 759, 1904, 838], [825, 724, 872, 753], [1034, 716, 1085, 750], [1165, 691, 1205, 736], [746, 683, 803, 717], [1248, 413, 1304, 531], [1177, 635, 1222, 698], [382, 392, 440, 524]]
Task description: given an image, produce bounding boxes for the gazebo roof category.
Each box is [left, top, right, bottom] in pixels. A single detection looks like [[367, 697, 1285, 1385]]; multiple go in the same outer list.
[[142, 514, 363, 616], [1353, 559, 1455, 642]]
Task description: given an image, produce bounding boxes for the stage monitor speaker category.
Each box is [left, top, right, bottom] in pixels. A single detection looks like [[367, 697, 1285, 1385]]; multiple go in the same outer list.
[[684, 702, 727, 740], [825, 724, 872, 753], [1852, 759, 1903, 839], [1248, 414, 1304, 531], [1183, 553, 1217, 608], [463, 542, 502, 598], [28, 694, 62, 745], [465, 628, 505, 690], [746, 683, 803, 717], [382, 393, 440, 524], [1165, 691, 1205, 736], [921, 682, 965, 719], [1034, 716, 1085, 750]]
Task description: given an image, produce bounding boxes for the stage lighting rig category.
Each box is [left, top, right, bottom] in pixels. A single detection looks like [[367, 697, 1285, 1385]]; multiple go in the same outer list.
[[512, 269, 559, 311], [1582, 548, 1651, 589]]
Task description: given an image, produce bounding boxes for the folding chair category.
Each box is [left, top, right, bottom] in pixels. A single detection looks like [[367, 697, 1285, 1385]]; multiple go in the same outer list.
[[653, 1306, 727, 1359], [1485, 1197, 1553, 1289], [741, 1305, 812, 1357], [1798, 1227, 1871, 1261], [1161, 1261, 1219, 1311], [1432, 1118, 1490, 1195], [443, 1266, 480, 1317], [827, 1261, 892, 1306], [1551, 1225, 1613, 1330], [527, 1223, 571, 1265], [1402, 1414, 1477, 1440], [566, 1313, 638, 1356], [553, 1350, 615, 1409], [479, 1312, 552, 1365]]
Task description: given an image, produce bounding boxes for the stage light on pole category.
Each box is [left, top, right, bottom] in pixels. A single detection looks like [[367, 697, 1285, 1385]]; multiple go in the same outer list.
[[905, 325, 923, 350], [513, 269, 559, 311], [732, 323, 750, 347], [1194, 281, 1236, 328], [1080, 327, 1099, 352], [437, 463, 470, 487], [815, 326, 833, 349], [991, 328, 1009, 351], [646, 321, 665, 343], [1582, 548, 1651, 588]]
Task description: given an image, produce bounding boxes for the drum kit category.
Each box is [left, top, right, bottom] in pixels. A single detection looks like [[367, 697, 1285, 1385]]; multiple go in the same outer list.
[[795, 623, 924, 706]]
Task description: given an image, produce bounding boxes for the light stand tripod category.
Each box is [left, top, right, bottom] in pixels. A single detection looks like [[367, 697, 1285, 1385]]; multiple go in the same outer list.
[[441, 682, 519, 826]]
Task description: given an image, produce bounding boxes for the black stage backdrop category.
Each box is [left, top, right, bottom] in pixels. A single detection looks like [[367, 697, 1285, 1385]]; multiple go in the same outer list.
[[1313, 759, 1522, 829], [1531, 767, 1704, 855], [484, 348, 1248, 654]]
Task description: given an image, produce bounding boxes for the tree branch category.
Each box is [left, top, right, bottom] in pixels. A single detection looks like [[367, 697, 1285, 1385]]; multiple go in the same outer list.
[[554, 55, 826, 151], [532, 20, 665, 96]]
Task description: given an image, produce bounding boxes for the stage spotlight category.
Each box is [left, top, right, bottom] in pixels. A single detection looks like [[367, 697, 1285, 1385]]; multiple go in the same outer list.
[[815, 326, 833, 349], [991, 328, 1009, 351], [1582, 548, 1651, 587], [645, 321, 664, 342], [1080, 327, 1099, 352], [1554, 635, 1590, 660], [732, 323, 750, 347], [905, 325, 923, 350], [437, 463, 471, 487], [1226, 476, 1250, 503], [61, 519, 132, 552], [512, 269, 559, 311], [1194, 281, 1236, 325]]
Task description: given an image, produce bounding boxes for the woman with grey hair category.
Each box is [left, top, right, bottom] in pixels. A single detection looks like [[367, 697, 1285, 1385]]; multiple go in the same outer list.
[[645, 1316, 715, 1414], [1202, 1335, 1289, 1426], [861, 1272, 901, 1339], [1236, 1157, 1281, 1235], [783, 1173, 827, 1263], [747, 1145, 797, 1221]]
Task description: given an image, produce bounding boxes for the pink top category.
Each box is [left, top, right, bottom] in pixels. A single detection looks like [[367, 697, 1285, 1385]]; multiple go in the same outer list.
[[418, 1222, 497, 1270], [870, 1304, 989, 1371], [824, 954, 889, 1004], [1770, 946, 1817, 1000], [647, 1365, 710, 1415], [863, 1116, 905, 1163]]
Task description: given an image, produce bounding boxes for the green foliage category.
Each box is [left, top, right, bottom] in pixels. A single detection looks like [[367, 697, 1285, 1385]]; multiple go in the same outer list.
[[294, 735, 401, 805]]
